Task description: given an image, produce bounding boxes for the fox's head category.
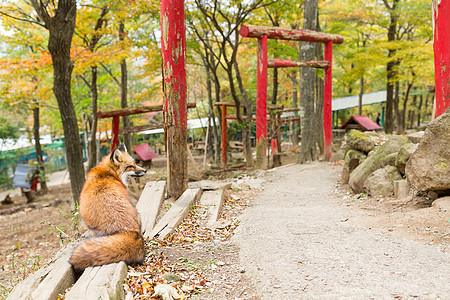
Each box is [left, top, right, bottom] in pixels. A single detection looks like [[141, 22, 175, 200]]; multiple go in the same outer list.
[[110, 143, 147, 186]]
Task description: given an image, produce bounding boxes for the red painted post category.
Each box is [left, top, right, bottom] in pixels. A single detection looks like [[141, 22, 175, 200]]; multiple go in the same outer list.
[[256, 35, 268, 169], [161, 0, 187, 198], [110, 116, 120, 152], [433, 0, 450, 116], [221, 105, 227, 167], [324, 41, 333, 160]]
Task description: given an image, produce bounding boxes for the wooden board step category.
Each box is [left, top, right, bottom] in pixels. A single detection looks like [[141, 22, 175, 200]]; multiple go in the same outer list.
[[147, 188, 202, 240], [65, 261, 127, 300], [199, 189, 226, 228], [7, 243, 76, 300], [188, 180, 231, 191], [136, 180, 166, 235]]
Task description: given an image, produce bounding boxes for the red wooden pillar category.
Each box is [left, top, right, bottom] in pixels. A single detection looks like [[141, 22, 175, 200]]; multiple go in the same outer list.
[[161, 0, 187, 198], [110, 116, 120, 152], [433, 0, 450, 116], [324, 41, 333, 159], [256, 35, 268, 169], [221, 105, 227, 166]]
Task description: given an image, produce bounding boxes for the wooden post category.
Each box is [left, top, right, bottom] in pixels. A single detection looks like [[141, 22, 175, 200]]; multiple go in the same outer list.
[[433, 0, 450, 116], [111, 116, 120, 152], [161, 0, 187, 199], [256, 35, 268, 169], [324, 41, 333, 160], [221, 105, 227, 167]]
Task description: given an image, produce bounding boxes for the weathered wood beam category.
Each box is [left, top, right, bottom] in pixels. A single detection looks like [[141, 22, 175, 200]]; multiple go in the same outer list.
[[98, 104, 163, 119], [136, 181, 167, 235], [268, 59, 330, 69], [199, 189, 226, 228], [147, 188, 201, 240], [240, 25, 344, 44], [118, 124, 163, 135], [7, 244, 76, 300], [98, 103, 196, 119], [65, 262, 127, 300]]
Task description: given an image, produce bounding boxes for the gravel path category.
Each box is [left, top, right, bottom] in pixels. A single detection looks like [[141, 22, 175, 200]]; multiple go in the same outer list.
[[233, 162, 450, 299]]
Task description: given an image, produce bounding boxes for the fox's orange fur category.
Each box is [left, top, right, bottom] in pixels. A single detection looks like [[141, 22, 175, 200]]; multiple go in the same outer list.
[[69, 144, 147, 271]]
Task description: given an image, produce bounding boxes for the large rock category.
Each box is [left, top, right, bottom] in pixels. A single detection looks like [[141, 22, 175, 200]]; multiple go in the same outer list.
[[349, 135, 409, 193], [363, 165, 403, 197], [432, 197, 450, 212], [407, 131, 425, 143], [345, 129, 377, 153], [341, 149, 366, 184], [406, 109, 450, 191], [395, 143, 418, 174]]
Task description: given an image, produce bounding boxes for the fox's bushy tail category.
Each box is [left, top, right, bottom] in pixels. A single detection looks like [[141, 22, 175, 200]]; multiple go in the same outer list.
[[69, 231, 145, 271]]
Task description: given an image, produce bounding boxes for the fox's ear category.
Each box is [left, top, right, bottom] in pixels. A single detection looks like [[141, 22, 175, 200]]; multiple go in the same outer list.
[[118, 143, 127, 152], [110, 148, 123, 163]]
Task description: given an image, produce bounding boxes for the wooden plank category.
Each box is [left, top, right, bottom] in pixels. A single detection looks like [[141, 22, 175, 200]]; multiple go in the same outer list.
[[118, 124, 162, 135], [98, 103, 197, 119], [136, 181, 167, 235], [7, 244, 76, 300], [199, 190, 226, 228], [65, 261, 127, 300], [188, 180, 231, 191], [129, 177, 142, 199], [147, 188, 202, 240]]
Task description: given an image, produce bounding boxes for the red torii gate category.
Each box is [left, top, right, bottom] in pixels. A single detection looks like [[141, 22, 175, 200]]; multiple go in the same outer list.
[[240, 25, 344, 167]]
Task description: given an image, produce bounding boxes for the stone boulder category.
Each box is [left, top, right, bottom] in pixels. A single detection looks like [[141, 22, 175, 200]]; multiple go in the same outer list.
[[407, 131, 425, 143], [330, 150, 345, 162], [432, 197, 450, 212], [349, 135, 409, 193], [345, 129, 377, 153], [363, 165, 403, 197], [341, 149, 366, 184], [395, 143, 418, 175], [406, 108, 450, 191]]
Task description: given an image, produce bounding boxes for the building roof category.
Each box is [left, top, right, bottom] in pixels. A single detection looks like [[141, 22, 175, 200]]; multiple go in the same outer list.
[[139, 117, 216, 135], [134, 143, 158, 161], [339, 115, 381, 131], [332, 91, 386, 111]]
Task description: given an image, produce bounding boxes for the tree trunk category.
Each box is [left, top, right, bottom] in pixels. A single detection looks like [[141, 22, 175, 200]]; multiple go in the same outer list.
[[289, 70, 300, 146], [33, 105, 48, 193], [86, 66, 98, 172], [417, 94, 423, 127], [233, 60, 254, 167], [394, 81, 401, 133], [299, 0, 319, 163], [398, 82, 413, 134], [31, 0, 85, 203], [358, 75, 364, 115], [203, 55, 219, 164], [119, 21, 132, 151], [384, 0, 399, 134]]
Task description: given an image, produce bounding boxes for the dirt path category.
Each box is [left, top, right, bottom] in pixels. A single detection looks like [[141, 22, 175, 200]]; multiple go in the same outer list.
[[233, 162, 450, 299]]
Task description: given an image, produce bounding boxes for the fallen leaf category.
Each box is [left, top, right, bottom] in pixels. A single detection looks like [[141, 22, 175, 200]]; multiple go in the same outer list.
[[152, 283, 182, 300]]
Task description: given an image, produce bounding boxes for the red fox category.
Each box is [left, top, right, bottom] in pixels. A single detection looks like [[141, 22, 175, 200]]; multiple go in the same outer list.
[[69, 143, 147, 271]]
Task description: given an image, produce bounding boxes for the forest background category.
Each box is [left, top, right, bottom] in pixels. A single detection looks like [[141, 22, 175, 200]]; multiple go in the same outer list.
[[0, 0, 435, 201]]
